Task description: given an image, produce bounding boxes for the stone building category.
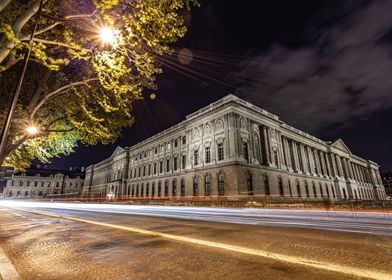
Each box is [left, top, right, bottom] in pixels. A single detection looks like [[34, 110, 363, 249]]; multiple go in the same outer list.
[[381, 172, 392, 198], [4, 168, 84, 199], [83, 95, 387, 201]]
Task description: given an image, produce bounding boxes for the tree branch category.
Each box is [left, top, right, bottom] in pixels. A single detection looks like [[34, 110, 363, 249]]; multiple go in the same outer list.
[[30, 38, 82, 50], [12, 0, 44, 33], [0, 0, 12, 13], [46, 128, 74, 133], [30, 78, 99, 118], [42, 12, 96, 22], [34, 22, 61, 35]]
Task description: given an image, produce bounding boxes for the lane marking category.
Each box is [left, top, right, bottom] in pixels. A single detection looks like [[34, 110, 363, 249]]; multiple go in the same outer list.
[[0, 247, 20, 280], [12, 208, 392, 280]]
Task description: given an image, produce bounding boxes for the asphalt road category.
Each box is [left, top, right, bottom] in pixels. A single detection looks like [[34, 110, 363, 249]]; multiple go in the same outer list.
[[0, 201, 391, 280]]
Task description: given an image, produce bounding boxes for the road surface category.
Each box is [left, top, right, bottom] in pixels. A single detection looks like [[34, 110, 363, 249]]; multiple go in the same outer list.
[[0, 201, 391, 280]]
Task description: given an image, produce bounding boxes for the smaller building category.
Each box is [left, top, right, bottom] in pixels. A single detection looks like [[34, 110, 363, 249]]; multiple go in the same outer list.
[[381, 172, 392, 198], [3, 167, 84, 199]]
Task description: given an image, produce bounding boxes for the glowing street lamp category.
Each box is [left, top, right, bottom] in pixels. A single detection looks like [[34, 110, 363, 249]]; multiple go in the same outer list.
[[99, 27, 116, 44], [26, 126, 39, 135]]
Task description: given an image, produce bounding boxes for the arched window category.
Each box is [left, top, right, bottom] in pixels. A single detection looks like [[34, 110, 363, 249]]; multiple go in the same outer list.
[[172, 179, 177, 196], [278, 177, 284, 196], [8, 191, 13, 197], [296, 180, 301, 198], [305, 181, 309, 197], [325, 183, 330, 198], [165, 180, 169, 197], [246, 171, 253, 195], [218, 173, 225, 196], [319, 183, 324, 197], [264, 175, 270, 196], [193, 176, 199, 196], [181, 178, 185, 196], [24, 191, 29, 197], [205, 175, 211, 196], [158, 181, 162, 197], [312, 182, 317, 197]]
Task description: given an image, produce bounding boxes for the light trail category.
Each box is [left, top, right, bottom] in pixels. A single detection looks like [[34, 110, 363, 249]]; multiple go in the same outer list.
[[0, 201, 391, 235]]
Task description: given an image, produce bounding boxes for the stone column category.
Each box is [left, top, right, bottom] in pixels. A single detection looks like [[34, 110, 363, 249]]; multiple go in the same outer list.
[[329, 154, 338, 178], [291, 141, 301, 174], [262, 126, 272, 166], [277, 131, 285, 169], [318, 151, 327, 177], [307, 147, 316, 176], [299, 144, 309, 175], [283, 137, 293, 171]]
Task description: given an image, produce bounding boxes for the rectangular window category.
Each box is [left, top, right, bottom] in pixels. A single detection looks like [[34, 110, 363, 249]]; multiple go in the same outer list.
[[27, 181, 30, 187], [154, 163, 157, 174], [174, 139, 178, 147], [182, 136, 186, 145], [143, 166, 146, 176], [218, 143, 224, 161], [160, 161, 163, 173], [148, 164, 151, 176], [205, 176, 211, 196], [243, 142, 249, 162], [205, 146, 211, 163], [182, 155, 186, 169], [174, 157, 178, 170], [194, 150, 199, 165], [166, 159, 170, 172]]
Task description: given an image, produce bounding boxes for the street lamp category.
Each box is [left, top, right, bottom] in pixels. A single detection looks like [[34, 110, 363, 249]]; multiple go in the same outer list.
[[26, 126, 39, 135], [99, 27, 115, 44]]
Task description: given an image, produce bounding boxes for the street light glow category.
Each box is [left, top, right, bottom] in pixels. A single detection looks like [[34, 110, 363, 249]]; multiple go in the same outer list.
[[26, 126, 39, 135], [99, 27, 115, 44]]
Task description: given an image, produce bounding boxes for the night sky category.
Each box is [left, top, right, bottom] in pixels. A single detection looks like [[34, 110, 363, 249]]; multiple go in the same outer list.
[[48, 0, 392, 172]]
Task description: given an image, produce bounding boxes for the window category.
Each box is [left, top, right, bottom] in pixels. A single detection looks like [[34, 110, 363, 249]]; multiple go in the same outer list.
[[279, 177, 284, 196], [138, 167, 141, 178], [146, 183, 150, 197], [182, 136, 186, 145], [165, 180, 169, 196], [305, 181, 309, 197], [152, 182, 155, 197], [264, 175, 270, 196], [331, 185, 335, 198], [182, 155, 186, 169], [312, 182, 317, 197], [243, 142, 249, 162], [246, 171, 253, 195], [273, 150, 278, 166], [181, 178, 185, 196], [19, 181, 23, 186], [218, 143, 224, 161], [154, 163, 157, 174], [326, 184, 330, 198], [160, 160, 163, 173], [174, 139, 178, 147], [172, 179, 177, 196], [205, 146, 211, 163], [166, 159, 170, 172], [319, 183, 324, 197], [194, 150, 199, 165], [296, 180, 301, 198], [155, 147, 158, 154], [205, 175, 211, 196], [148, 164, 151, 176], [218, 173, 225, 196], [27, 181, 30, 187], [158, 181, 162, 197], [193, 176, 199, 196], [288, 180, 292, 197], [174, 157, 178, 171], [143, 166, 146, 176], [141, 184, 144, 197], [34, 181, 38, 187]]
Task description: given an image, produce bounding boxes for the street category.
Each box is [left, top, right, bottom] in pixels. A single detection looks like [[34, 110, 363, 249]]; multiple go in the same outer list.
[[0, 201, 391, 279]]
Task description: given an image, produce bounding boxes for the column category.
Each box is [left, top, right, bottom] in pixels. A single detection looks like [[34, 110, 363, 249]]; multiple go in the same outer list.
[[299, 144, 309, 174], [283, 137, 293, 171], [291, 141, 301, 173], [277, 131, 285, 169], [307, 147, 316, 176], [319, 151, 327, 177], [262, 125, 271, 166], [314, 149, 322, 177]]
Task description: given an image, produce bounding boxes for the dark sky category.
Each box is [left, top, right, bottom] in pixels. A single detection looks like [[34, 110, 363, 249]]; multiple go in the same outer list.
[[48, 0, 392, 172]]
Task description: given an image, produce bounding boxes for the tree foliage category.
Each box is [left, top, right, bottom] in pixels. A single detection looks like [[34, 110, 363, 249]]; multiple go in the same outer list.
[[0, 0, 199, 170]]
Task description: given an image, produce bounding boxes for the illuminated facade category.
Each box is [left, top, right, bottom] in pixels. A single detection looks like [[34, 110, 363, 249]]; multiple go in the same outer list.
[[4, 169, 84, 198], [83, 95, 387, 201]]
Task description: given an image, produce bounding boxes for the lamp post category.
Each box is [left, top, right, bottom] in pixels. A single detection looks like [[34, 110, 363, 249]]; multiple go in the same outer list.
[[0, 0, 44, 166]]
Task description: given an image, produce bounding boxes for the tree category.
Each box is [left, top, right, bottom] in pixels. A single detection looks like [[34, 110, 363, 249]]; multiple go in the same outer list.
[[0, 0, 199, 169]]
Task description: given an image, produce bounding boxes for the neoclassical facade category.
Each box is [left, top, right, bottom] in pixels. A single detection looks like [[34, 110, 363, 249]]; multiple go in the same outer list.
[[4, 169, 84, 198], [83, 95, 387, 201]]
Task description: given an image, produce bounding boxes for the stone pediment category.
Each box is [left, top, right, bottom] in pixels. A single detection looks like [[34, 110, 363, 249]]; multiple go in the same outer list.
[[110, 146, 125, 158], [331, 139, 351, 154]]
